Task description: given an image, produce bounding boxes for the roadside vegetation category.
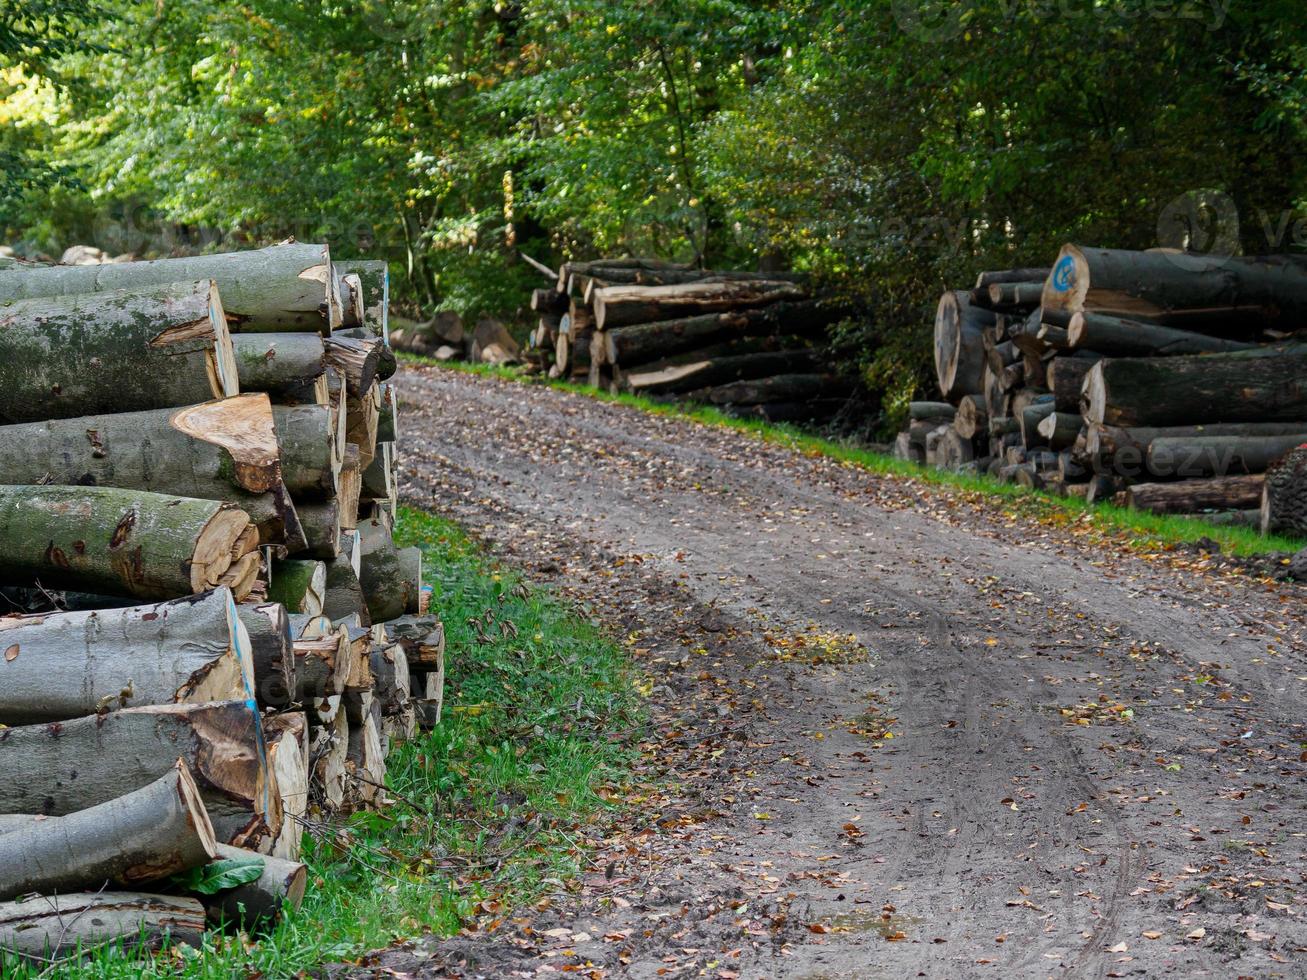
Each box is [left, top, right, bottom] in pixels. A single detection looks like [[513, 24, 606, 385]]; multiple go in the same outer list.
[[6, 508, 638, 979], [418, 358, 1304, 560]]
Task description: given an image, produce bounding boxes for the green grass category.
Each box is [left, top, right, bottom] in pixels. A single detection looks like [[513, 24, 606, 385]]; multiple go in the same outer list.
[[12, 508, 639, 978], [411, 355, 1304, 559]]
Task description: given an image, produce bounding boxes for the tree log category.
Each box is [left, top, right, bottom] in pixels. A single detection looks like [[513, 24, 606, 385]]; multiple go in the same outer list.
[[0, 280, 237, 424], [910, 401, 956, 421], [604, 301, 842, 366], [413, 667, 444, 729], [323, 530, 367, 623], [357, 518, 416, 623], [293, 626, 349, 702], [272, 404, 342, 499], [292, 498, 342, 560], [1081, 345, 1307, 427], [1046, 355, 1102, 412], [1067, 311, 1260, 357], [1036, 412, 1082, 452], [361, 441, 396, 508], [265, 713, 308, 860], [1042, 245, 1307, 331], [203, 844, 306, 930], [309, 705, 349, 811], [0, 892, 206, 961], [1148, 434, 1307, 478], [0, 700, 280, 850], [1086, 421, 1307, 463], [1261, 446, 1307, 537], [0, 242, 339, 332], [623, 349, 823, 396], [0, 762, 216, 901], [338, 445, 362, 531], [268, 560, 325, 616], [324, 336, 382, 396], [1123, 474, 1265, 514], [335, 259, 390, 343], [384, 615, 445, 671], [0, 587, 255, 724], [0, 394, 295, 546], [953, 395, 988, 440], [975, 268, 1051, 289], [694, 373, 847, 406], [235, 601, 294, 709], [231, 333, 326, 397], [592, 279, 805, 331], [934, 290, 995, 401], [0, 485, 259, 601], [985, 282, 1044, 308], [344, 691, 386, 805], [377, 384, 398, 443], [346, 384, 381, 470]]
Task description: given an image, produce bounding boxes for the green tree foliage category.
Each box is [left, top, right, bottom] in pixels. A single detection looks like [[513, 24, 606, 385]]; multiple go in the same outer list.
[[3, 0, 1306, 419]]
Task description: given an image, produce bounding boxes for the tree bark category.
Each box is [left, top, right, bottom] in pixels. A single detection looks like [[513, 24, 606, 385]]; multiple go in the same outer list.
[[292, 498, 342, 561], [593, 279, 805, 331], [0, 394, 294, 545], [370, 642, 412, 718], [344, 691, 386, 806], [323, 530, 367, 623], [358, 517, 416, 624], [0, 242, 340, 332], [1067, 311, 1260, 357], [1086, 421, 1307, 463], [694, 373, 847, 406], [413, 668, 444, 730], [985, 282, 1043, 308], [231, 333, 326, 396], [953, 395, 988, 439], [0, 280, 238, 424], [975, 268, 1050, 289], [1260, 446, 1307, 537], [1123, 474, 1265, 514], [0, 485, 259, 601], [934, 290, 996, 401], [1036, 412, 1082, 451], [1042, 245, 1307, 331], [910, 401, 956, 421], [236, 602, 294, 709], [1020, 401, 1056, 449], [309, 704, 349, 811], [0, 762, 216, 901], [1082, 345, 1307, 427], [338, 445, 362, 532], [0, 892, 207, 961], [0, 700, 280, 850], [293, 626, 349, 703], [0, 587, 255, 724], [361, 442, 396, 508], [377, 384, 398, 443]]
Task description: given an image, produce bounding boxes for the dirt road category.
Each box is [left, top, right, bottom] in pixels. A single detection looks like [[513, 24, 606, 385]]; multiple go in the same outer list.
[[392, 365, 1306, 979]]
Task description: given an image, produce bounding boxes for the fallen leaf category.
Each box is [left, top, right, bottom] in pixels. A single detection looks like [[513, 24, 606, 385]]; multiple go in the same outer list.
[[1186, 927, 1206, 941], [1142, 931, 1162, 940], [3, 644, 17, 662], [1108, 942, 1128, 953]]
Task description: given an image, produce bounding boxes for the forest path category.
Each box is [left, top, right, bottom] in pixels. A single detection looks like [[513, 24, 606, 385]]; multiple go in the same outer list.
[[388, 365, 1306, 979]]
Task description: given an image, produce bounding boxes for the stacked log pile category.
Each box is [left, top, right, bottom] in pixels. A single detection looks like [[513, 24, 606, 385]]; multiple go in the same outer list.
[[0, 245, 447, 963], [895, 246, 1307, 535], [528, 258, 853, 424]]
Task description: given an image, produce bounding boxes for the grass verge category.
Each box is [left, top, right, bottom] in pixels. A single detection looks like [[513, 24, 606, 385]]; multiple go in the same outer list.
[[12, 508, 637, 978], [411, 356, 1303, 559]]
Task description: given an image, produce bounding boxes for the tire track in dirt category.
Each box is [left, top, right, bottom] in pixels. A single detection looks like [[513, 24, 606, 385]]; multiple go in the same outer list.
[[385, 366, 1307, 979]]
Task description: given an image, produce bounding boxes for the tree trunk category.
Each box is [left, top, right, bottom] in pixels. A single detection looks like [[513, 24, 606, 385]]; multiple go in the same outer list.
[[235, 601, 295, 710], [0, 485, 260, 601], [293, 627, 349, 703], [985, 282, 1043, 308], [0, 762, 216, 901], [1020, 401, 1056, 449], [267, 560, 326, 616], [370, 642, 412, 717], [1045, 355, 1102, 412], [1087, 421, 1307, 463], [272, 404, 342, 499], [934, 290, 995, 401], [384, 615, 445, 671], [1260, 446, 1307, 537], [0, 280, 237, 424], [0, 700, 280, 850], [202, 844, 306, 930], [292, 498, 342, 560], [604, 301, 841, 366], [0, 394, 294, 546], [1123, 474, 1265, 514], [0, 242, 340, 332], [335, 259, 390, 342], [910, 401, 956, 421], [0, 892, 207, 961], [1147, 433, 1307, 478], [1042, 245, 1307, 331], [1067, 311, 1260, 357], [623, 349, 822, 396], [231, 333, 326, 396], [1082, 345, 1307, 426], [0, 587, 255, 724]]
